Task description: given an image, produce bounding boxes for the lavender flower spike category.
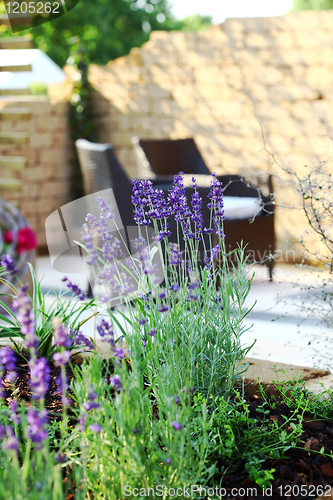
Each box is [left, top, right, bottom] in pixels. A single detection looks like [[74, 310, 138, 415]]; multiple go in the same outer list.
[[29, 356, 50, 401], [61, 277, 86, 300], [81, 223, 98, 266], [1, 255, 17, 276], [2, 426, 18, 452], [12, 287, 37, 351], [25, 408, 48, 447], [110, 374, 123, 392], [0, 347, 17, 382], [171, 421, 182, 430], [53, 318, 72, 348], [53, 351, 71, 367]]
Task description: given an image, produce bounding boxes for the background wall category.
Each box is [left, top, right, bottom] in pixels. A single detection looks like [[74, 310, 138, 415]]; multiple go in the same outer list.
[[89, 10, 333, 261], [0, 96, 74, 248]]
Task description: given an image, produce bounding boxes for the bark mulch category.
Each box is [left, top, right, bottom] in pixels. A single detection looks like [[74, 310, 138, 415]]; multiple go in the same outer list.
[[219, 394, 333, 500]]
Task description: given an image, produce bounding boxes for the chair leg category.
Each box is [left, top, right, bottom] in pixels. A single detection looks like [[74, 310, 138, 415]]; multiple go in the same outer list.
[[86, 282, 94, 298], [267, 260, 274, 281]]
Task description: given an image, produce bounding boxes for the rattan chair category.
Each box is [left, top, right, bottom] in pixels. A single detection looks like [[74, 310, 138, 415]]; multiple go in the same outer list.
[[75, 138, 211, 268], [131, 136, 211, 179]]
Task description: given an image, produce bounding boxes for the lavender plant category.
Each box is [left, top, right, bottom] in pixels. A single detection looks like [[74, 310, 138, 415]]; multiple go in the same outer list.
[[0, 171, 257, 497], [0, 265, 96, 360], [81, 172, 255, 399]]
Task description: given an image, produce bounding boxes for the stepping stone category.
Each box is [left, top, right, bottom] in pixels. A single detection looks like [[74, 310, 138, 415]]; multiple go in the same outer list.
[[244, 357, 330, 396], [0, 64, 32, 72], [0, 89, 30, 96], [0, 132, 29, 144], [0, 36, 32, 49], [0, 156, 26, 170], [0, 108, 31, 120], [0, 178, 22, 191]]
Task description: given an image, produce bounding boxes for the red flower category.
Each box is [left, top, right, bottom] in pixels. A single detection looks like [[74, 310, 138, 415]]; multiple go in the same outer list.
[[3, 230, 13, 244], [17, 227, 38, 254]]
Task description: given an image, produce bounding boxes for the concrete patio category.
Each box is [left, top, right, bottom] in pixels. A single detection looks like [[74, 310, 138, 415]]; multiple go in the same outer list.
[[35, 256, 333, 371]]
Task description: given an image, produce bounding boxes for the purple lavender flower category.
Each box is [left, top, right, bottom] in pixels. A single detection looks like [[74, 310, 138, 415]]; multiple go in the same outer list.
[[207, 174, 225, 238], [97, 198, 115, 220], [114, 347, 124, 359], [204, 254, 212, 270], [101, 238, 121, 264], [72, 330, 94, 350], [147, 188, 171, 222], [158, 305, 169, 313], [79, 412, 86, 432], [166, 457, 171, 465], [97, 319, 114, 344], [61, 277, 86, 300], [159, 291, 166, 299], [132, 237, 160, 285], [52, 318, 72, 348], [175, 396, 180, 405], [81, 223, 98, 266], [9, 400, 20, 425], [169, 284, 180, 292], [136, 317, 148, 326], [191, 189, 204, 240], [169, 243, 181, 266], [55, 453, 67, 464], [212, 244, 219, 260], [89, 423, 102, 433], [29, 356, 50, 400], [1, 255, 17, 276], [110, 374, 123, 392], [167, 173, 193, 240], [97, 320, 123, 359], [131, 180, 154, 226], [53, 351, 71, 367], [55, 373, 69, 397], [12, 287, 37, 351], [83, 387, 100, 411], [2, 426, 18, 452], [148, 329, 156, 336], [133, 426, 141, 435], [25, 409, 48, 446], [0, 347, 17, 382], [171, 421, 182, 431]]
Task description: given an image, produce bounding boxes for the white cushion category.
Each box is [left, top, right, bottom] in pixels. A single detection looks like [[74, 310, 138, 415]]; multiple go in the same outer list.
[[224, 196, 262, 220]]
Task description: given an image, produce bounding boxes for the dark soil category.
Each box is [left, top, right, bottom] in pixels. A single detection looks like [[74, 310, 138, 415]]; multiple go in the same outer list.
[[2, 359, 333, 500], [219, 394, 333, 500]]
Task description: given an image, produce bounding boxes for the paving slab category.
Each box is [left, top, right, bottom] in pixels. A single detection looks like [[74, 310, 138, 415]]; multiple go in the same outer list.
[[243, 356, 330, 397]]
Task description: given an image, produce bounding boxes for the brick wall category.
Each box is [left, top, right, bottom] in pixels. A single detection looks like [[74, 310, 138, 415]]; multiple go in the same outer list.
[[89, 11, 333, 261], [0, 96, 74, 248]]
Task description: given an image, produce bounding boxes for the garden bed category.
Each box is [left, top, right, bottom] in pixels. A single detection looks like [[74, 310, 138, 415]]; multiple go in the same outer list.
[[2, 353, 333, 500]]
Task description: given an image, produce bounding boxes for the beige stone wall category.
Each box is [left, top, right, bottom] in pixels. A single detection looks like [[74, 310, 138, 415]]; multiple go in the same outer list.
[[89, 11, 333, 261], [0, 96, 74, 248]]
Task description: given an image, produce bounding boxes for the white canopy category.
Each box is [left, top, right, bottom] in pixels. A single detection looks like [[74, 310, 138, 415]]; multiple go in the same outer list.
[[0, 49, 65, 90]]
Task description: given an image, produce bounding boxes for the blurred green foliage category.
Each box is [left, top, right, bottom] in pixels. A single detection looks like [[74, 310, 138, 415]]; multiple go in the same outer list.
[[29, 82, 48, 96], [0, 0, 212, 67], [292, 0, 333, 10]]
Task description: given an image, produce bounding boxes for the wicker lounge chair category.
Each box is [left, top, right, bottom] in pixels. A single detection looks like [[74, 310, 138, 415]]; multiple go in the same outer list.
[[75, 138, 211, 267], [131, 136, 210, 179]]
